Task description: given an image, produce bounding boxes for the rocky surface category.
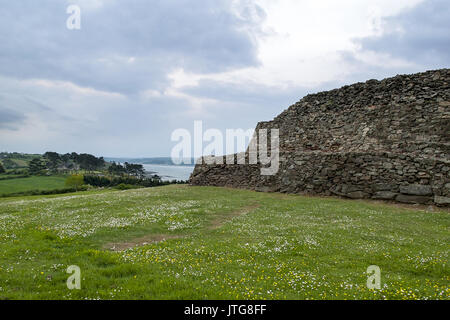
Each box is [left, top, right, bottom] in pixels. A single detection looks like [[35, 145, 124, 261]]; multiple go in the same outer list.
[[190, 69, 450, 206]]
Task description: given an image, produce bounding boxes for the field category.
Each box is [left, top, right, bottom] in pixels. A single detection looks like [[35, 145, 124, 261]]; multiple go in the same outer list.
[[0, 185, 448, 300], [0, 176, 67, 196]]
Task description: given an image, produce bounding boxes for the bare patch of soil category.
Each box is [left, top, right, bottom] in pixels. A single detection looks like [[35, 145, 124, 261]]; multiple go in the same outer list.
[[104, 234, 181, 252]]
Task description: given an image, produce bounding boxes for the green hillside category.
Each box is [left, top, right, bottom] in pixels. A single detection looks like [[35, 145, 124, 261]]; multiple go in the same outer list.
[[0, 185, 448, 300], [0, 176, 67, 196]]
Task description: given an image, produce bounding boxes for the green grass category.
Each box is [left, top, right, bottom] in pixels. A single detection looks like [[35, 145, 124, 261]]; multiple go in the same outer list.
[[0, 174, 28, 181], [0, 185, 448, 300], [0, 176, 67, 195]]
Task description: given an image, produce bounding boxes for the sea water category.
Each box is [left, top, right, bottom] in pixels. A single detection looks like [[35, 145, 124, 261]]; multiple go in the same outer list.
[[143, 164, 195, 182]]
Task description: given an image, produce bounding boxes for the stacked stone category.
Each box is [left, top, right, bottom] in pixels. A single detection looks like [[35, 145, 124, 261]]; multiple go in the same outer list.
[[190, 69, 450, 206]]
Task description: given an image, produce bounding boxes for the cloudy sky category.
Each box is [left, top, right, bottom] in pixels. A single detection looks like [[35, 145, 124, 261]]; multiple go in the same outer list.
[[0, 0, 448, 157]]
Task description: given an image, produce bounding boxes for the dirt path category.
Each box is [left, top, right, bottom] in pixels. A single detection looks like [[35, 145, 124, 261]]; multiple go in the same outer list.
[[104, 234, 182, 252], [207, 204, 260, 230]]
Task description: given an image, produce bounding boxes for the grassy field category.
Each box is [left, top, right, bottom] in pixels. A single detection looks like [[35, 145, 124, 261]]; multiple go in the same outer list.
[[0, 176, 67, 195], [0, 185, 448, 300]]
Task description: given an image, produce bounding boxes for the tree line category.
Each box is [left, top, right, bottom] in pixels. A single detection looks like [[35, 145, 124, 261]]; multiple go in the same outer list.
[[42, 152, 106, 173], [21, 151, 109, 175], [82, 175, 185, 188], [107, 162, 146, 178], [24, 152, 151, 179]]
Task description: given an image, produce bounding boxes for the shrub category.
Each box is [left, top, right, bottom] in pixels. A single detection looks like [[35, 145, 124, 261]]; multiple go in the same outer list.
[[7, 168, 29, 175], [65, 174, 85, 190], [83, 175, 175, 188], [114, 183, 138, 190]]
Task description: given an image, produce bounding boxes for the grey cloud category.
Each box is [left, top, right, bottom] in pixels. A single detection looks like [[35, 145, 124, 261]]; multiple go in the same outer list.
[[0, 106, 26, 130], [23, 97, 53, 112], [353, 0, 450, 69], [0, 0, 264, 94], [181, 79, 303, 106]]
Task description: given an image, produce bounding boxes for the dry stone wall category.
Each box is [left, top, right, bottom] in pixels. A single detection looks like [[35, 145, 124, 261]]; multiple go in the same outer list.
[[190, 69, 450, 206]]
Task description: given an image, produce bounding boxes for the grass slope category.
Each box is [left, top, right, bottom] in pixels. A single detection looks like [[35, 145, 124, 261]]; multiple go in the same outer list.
[[0, 176, 67, 195], [0, 185, 448, 300]]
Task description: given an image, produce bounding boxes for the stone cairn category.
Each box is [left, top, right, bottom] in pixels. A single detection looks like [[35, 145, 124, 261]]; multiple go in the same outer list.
[[190, 69, 450, 206]]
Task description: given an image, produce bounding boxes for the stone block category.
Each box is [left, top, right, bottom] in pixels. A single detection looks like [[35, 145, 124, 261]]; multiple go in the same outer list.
[[399, 184, 432, 196], [373, 183, 398, 192], [347, 191, 368, 199], [396, 194, 432, 204], [434, 196, 450, 206]]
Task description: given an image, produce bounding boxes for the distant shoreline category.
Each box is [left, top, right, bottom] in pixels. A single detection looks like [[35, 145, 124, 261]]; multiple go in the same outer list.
[[142, 163, 195, 182], [104, 157, 196, 167]]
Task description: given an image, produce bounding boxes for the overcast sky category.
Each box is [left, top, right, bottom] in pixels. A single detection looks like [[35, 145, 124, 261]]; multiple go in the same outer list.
[[0, 0, 448, 157]]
